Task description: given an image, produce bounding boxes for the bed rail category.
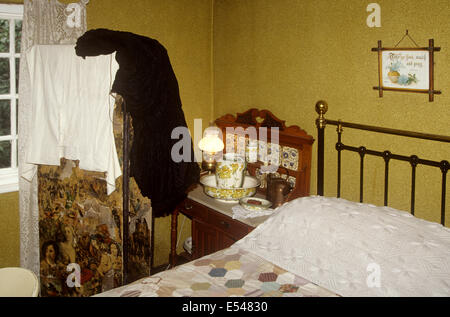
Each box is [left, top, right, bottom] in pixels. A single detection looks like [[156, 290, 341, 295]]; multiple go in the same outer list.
[[315, 100, 449, 225]]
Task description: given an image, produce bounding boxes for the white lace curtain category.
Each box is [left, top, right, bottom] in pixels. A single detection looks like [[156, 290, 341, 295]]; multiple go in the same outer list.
[[18, 0, 88, 276]]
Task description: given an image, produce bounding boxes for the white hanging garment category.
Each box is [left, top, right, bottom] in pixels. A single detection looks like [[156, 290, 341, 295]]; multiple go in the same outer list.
[[22, 44, 121, 195]]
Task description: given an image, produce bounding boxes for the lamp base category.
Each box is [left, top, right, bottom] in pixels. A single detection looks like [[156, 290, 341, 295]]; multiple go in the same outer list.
[[201, 160, 216, 174]]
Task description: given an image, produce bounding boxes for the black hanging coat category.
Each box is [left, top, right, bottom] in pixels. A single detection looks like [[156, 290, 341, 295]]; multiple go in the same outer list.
[[75, 29, 200, 217]]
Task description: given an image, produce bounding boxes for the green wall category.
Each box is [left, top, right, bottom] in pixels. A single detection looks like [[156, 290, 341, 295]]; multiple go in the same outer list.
[[1, 0, 449, 271], [0, 0, 213, 269], [87, 0, 213, 268], [213, 0, 450, 225], [0, 191, 20, 267]]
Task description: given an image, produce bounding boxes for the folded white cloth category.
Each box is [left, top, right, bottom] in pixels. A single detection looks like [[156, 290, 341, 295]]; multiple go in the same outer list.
[[231, 204, 274, 220], [22, 44, 121, 195]]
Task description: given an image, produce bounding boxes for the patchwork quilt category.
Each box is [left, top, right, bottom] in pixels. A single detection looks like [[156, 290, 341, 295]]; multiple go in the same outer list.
[[96, 247, 338, 297]]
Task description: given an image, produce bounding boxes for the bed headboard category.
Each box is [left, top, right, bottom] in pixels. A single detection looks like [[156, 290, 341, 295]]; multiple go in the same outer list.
[[315, 100, 449, 225], [215, 108, 314, 200]]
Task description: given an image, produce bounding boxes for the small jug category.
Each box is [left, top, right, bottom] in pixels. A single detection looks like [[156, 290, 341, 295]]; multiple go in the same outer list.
[[266, 171, 292, 208]]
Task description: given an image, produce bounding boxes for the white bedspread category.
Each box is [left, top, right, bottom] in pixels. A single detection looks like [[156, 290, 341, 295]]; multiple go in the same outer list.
[[234, 196, 450, 296]]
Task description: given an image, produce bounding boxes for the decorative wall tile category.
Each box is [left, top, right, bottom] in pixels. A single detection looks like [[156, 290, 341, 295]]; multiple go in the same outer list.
[[225, 133, 236, 153], [246, 139, 258, 163], [236, 136, 246, 157], [258, 141, 267, 163], [287, 176, 296, 188], [281, 146, 299, 171], [266, 172, 296, 189], [255, 167, 267, 189], [267, 143, 281, 166]]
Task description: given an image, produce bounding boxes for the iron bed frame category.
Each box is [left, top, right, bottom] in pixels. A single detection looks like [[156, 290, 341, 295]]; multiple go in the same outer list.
[[315, 100, 449, 225]]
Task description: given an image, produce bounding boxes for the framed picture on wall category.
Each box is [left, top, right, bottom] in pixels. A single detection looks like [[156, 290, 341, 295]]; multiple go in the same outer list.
[[381, 50, 429, 91], [372, 39, 441, 101]]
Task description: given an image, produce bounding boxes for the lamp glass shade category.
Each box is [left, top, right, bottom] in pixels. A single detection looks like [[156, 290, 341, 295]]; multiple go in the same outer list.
[[198, 135, 224, 153]]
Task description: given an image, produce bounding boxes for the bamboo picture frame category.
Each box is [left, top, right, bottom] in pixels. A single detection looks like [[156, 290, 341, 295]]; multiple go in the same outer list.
[[372, 39, 441, 102]]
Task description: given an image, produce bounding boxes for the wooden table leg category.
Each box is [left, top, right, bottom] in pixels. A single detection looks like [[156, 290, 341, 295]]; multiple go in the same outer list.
[[169, 207, 179, 268]]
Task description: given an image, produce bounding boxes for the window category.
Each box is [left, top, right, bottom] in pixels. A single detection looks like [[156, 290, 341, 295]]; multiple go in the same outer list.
[[0, 4, 22, 193]]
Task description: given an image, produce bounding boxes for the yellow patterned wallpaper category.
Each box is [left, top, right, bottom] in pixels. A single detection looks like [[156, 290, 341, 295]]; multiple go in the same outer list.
[[1, 0, 449, 271], [0, 191, 20, 267], [86, 0, 213, 268], [213, 0, 450, 225], [0, 0, 213, 269]]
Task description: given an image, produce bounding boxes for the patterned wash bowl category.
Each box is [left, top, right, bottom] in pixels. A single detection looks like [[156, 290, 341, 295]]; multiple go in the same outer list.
[[200, 174, 260, 202]]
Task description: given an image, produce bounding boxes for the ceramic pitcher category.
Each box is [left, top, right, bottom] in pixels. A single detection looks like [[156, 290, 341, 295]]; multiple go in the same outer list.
[[215, 153, 246, 188]]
